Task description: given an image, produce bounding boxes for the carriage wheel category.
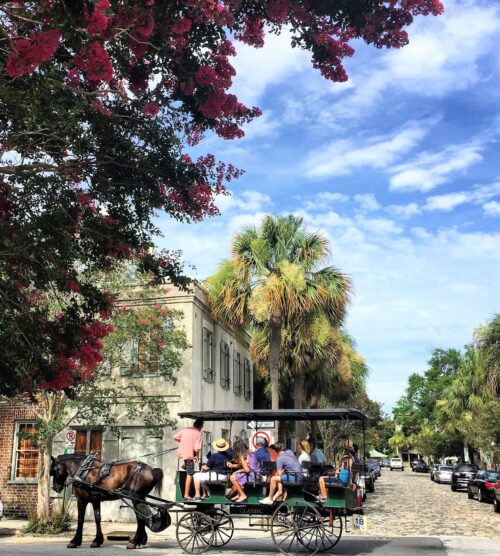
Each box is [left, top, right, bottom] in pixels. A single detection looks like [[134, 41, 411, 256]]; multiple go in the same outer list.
[[271, 502, 325, 556], [206, 508, 234, 547], [176, 511, 214, 554], [317, 511, 343, 552]]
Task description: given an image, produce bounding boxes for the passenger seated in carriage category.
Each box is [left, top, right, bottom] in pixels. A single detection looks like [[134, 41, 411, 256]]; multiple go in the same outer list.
[[259, 442, 303, 505], [297, 439, 311, 475], [316, 448, 354, 503], [227, 441, 261, 503], [191, 438, 231, 501]]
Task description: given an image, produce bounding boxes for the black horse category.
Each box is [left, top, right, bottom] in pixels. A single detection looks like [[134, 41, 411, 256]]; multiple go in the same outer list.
[[51, 454, 164, 549]]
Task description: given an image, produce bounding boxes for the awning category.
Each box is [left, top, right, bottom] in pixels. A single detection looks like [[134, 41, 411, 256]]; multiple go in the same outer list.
[[369, 449, 388, 458], [177, 408, 367, 422]]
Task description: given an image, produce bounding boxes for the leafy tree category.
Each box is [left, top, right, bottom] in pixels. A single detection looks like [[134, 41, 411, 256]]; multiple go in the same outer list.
[[476, 314, 500, 396], [10, 268, 188, 520], [206, 214, 350, 410], [1, 1, 443, 395]]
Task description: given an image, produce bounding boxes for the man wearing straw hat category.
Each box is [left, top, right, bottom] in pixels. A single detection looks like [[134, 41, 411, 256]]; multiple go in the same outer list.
[[192, 438, 231, 500]]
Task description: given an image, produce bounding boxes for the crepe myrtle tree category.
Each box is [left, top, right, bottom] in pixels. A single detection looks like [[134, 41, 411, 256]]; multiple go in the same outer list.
[[14, 268, 189, 521], [0, 1, 443, 394]]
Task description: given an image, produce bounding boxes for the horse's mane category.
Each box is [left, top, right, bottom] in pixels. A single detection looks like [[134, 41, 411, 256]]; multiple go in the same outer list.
[[56, 454, 87, 461]]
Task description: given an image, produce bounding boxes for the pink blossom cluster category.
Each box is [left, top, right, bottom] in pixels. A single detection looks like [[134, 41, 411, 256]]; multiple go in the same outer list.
[[6, 28, 60, 77]]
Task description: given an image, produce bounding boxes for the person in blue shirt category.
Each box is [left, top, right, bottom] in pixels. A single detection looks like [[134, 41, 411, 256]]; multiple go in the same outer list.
[[192, 438, 231, 500], [260, 442, 303, 504], [254, 436, 271, 467]]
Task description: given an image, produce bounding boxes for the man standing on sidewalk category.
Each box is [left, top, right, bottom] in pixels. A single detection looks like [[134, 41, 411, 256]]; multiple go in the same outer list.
[[174, 418, 204, 500]]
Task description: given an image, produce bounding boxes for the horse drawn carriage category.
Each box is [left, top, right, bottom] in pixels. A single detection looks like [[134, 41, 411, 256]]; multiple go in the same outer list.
[[51, 408, 367, 555]]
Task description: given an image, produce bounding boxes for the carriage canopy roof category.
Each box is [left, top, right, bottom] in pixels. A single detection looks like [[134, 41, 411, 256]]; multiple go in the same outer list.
[[177, 408, 367, 422]]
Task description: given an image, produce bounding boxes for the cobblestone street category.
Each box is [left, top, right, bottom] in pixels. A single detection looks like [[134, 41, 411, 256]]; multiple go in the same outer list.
[[355, 467, 500, 538]]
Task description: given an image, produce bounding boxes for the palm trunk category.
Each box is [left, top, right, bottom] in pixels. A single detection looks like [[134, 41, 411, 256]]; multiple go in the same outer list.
[[269, 316, 281, 411], [293, 372, 306, 439]]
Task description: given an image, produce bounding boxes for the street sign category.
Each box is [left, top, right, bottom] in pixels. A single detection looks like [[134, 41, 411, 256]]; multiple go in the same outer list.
[[353, 515, 368, 531], [251, 431, 271, 449], [247, 420, 275, 430], [65, 429, 76, 449]]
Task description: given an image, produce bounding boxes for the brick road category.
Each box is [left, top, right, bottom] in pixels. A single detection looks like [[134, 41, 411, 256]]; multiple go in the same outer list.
[[353, 467, 500, 538]]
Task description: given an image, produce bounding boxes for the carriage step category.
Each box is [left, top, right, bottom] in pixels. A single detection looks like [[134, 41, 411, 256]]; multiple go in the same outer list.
[[106, 531, 133, 541]]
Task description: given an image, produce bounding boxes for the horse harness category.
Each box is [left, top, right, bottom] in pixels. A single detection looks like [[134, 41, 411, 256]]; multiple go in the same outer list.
[[72, 453, 143, 493]]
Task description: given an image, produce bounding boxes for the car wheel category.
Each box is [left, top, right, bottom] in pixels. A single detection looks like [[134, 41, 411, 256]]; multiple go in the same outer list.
[[467, 488, 474, 500], [478, 489, 484, 503], [494, 497, 500, 513], [436, 479, 440, 484], [451, 484, 457, 492], [390, 468, 393, 471]]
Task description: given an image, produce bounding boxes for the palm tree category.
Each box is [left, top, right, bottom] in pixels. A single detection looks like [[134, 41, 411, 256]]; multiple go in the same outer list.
[[437, 347, 487, 462], [477, 314, 500, 396], [205, 214, 351, 410]]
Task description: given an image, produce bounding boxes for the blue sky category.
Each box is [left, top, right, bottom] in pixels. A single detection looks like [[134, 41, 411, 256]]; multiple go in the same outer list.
[[157, 0, 500, 413]]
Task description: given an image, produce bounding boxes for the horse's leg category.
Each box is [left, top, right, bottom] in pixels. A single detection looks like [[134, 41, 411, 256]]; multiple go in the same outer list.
[[127, 501, 148, 550], [90, 500, 104, 548], [68, 495, 88, 548]]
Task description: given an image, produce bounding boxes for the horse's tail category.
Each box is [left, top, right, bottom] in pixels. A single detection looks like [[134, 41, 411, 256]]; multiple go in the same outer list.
[[152, 467, 163, 497]]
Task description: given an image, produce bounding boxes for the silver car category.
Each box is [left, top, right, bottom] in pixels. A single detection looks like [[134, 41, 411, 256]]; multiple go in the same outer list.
[[434, 465, 453, 484]]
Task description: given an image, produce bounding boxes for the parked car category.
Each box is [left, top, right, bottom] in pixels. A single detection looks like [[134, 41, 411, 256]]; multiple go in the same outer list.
[[451, 463, 480, 491], [430, 464, 440, 481], [467, 470, 500, 503], [390, 457, 404, 471], [359, 463, 375, 496], [382, 459, 391, 468], [494, 479, 500, 513], [434, 465, 454, 484], [366, 460, 381, 478], [412, 460, 429, 473]]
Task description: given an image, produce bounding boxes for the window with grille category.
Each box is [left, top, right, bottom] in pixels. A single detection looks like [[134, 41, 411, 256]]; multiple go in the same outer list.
[[74, 429, 103, 458], [202, 327, 214, 382], [12, 422, 38, 480], [244, 358, 252, 400], [220, 341, 230, 389], [233, 351, 242, 396]]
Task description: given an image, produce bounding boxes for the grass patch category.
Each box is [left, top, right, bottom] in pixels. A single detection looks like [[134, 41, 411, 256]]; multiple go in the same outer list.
[[21, 505, 72, 535]]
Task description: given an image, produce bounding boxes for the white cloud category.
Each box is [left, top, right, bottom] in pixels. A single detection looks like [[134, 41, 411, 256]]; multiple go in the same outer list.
[[424, 180, 500, 211], [484, 201, 500, 217], [303, 120, 431, 178], [354, 194, 381, 212], [216, 190, 273, 212], [389, 141, 485, 192], [387, 203, 422, 219], [231, 30, 310, 106], [297, 191, 349, 211]]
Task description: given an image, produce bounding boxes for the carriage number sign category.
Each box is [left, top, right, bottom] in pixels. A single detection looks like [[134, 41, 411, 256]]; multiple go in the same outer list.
[[353, 516, 368, 531]]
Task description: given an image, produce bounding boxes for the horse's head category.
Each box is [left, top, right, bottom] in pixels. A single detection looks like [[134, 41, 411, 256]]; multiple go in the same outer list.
[[50, 456, 68, 493]]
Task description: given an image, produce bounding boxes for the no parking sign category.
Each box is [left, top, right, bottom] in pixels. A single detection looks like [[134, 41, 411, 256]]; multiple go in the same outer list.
[[251, 431, 271, 449]]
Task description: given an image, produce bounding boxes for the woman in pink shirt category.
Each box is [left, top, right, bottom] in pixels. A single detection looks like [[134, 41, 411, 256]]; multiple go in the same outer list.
[[174, 418, 203, 500]]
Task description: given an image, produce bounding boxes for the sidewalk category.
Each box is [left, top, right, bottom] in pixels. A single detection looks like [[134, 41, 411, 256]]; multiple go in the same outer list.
[[0, 517, 176, 542]]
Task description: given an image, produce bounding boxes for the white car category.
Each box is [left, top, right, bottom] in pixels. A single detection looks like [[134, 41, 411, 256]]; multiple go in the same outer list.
[[390, 457, 404, 471], [434, 465, 453, 484]]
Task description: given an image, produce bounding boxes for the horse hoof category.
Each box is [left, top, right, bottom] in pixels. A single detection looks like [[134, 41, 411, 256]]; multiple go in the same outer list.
[[126, 542, 137, 550], [90, 541, 102, 548], [67, 542, 78, 548]]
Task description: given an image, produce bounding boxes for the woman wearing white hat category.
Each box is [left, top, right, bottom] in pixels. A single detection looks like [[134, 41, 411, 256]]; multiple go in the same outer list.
[[192, 438, 231, 500]]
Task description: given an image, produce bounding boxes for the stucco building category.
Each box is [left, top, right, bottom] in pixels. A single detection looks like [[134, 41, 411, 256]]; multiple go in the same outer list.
[[0, 283, 253, 519]]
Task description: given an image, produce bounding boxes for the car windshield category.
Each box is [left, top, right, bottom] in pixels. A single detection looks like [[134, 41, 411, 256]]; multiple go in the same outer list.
[[486, 471, 499, 480], [458, 464, 479, 471], [440, 466, 453, 471]]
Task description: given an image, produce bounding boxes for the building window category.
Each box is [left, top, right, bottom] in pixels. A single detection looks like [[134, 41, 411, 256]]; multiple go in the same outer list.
[[202, 431, 213, 460], [233, 351, 242, 396], [202, 327, 214, 382], [244, 358, 252, 400], [12, 422, 38, 480], [74, 429, 103, 458], [220, 341, 230, 389], [121, 335, 159, 375]]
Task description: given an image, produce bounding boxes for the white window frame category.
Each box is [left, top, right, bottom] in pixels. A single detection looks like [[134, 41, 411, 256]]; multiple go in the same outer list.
[[11, 421, 38, 482]]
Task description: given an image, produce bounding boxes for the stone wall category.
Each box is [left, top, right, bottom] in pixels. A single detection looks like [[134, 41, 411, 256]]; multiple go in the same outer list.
[[0, 402, 37, 517]]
